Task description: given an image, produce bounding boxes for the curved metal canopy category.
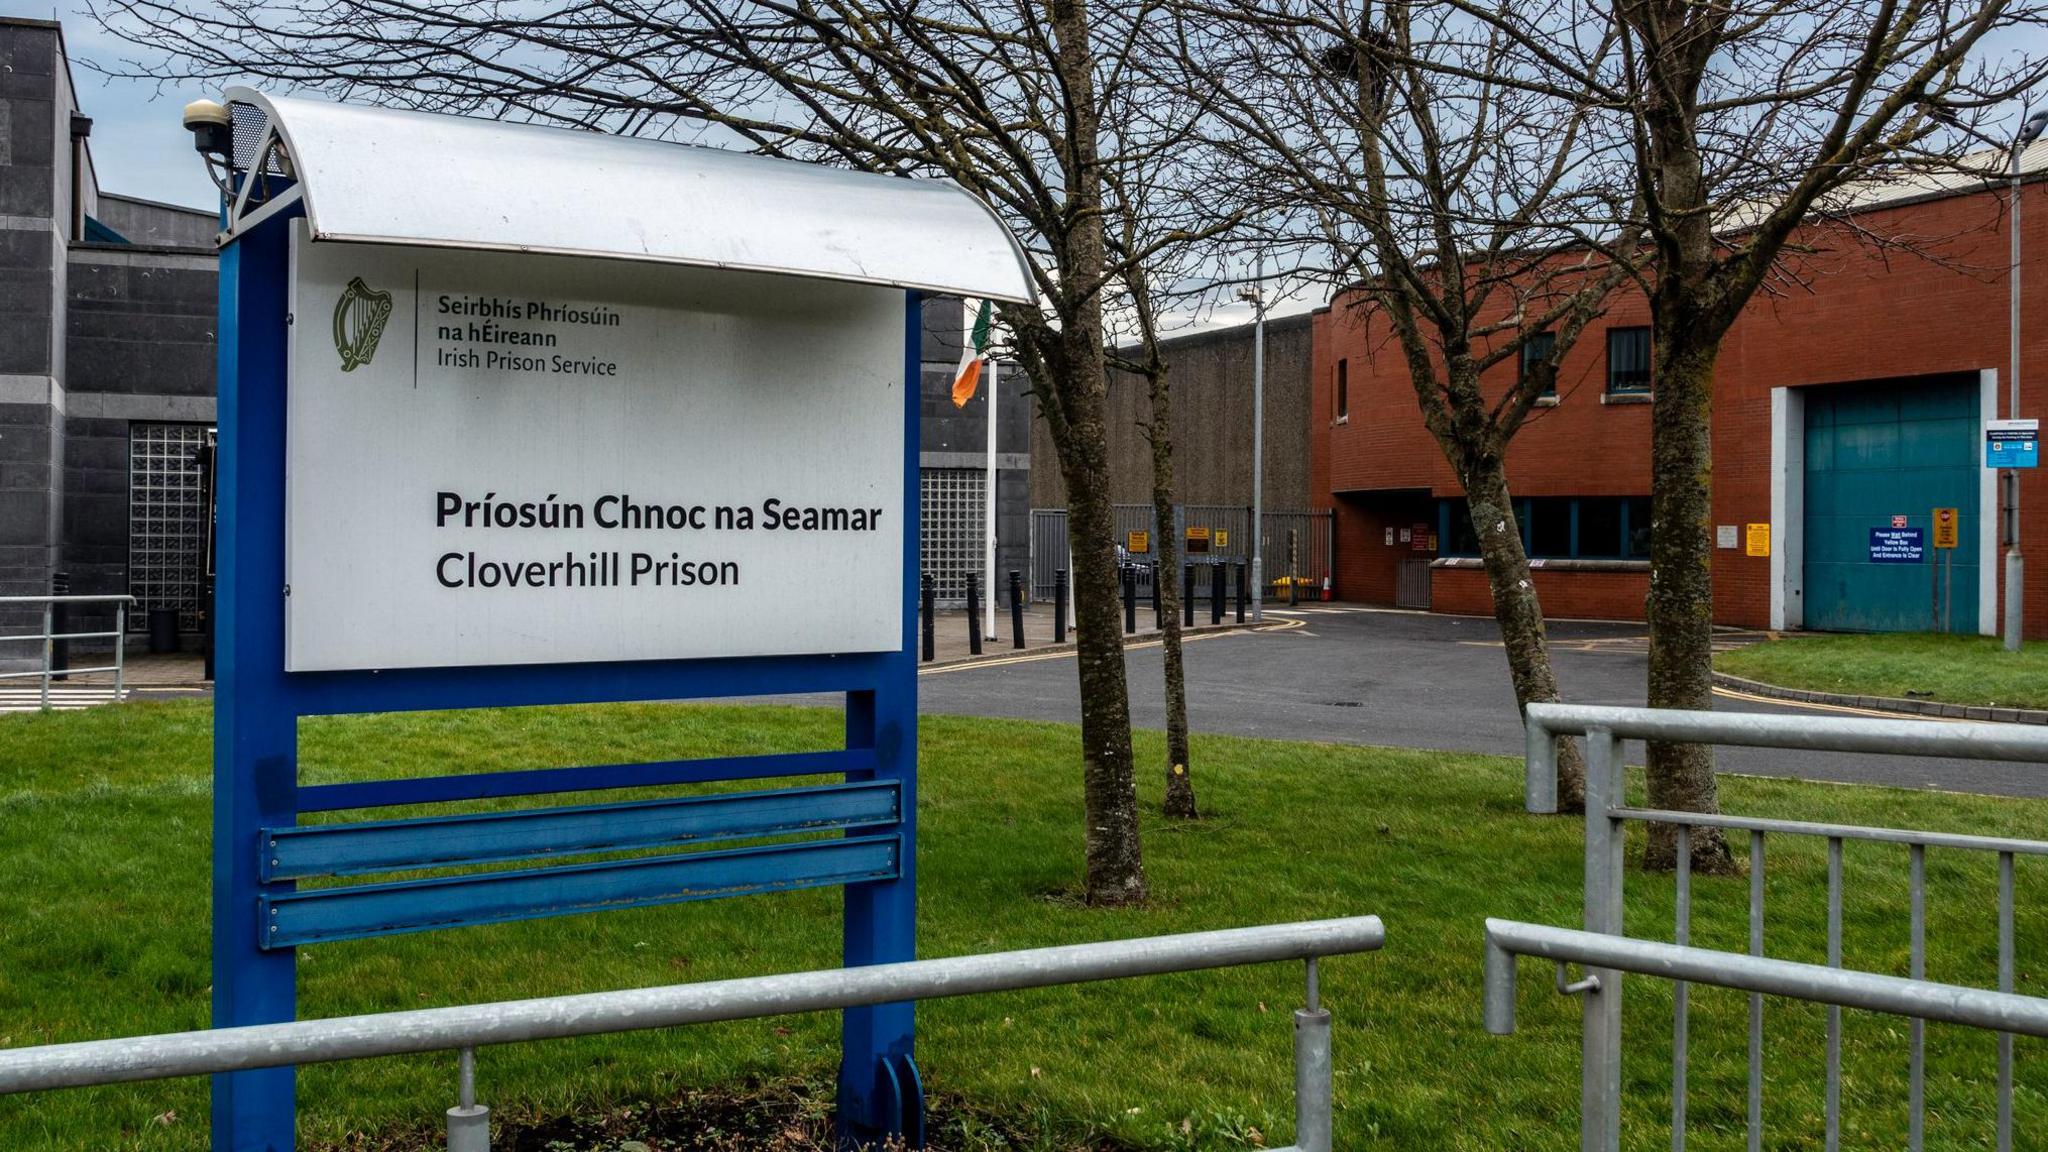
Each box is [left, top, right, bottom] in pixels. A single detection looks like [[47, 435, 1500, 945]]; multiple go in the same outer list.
[[222, 88, 1035, 303]]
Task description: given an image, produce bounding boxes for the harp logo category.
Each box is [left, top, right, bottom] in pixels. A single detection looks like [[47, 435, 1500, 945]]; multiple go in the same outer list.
[[332, 277, 395, 372]]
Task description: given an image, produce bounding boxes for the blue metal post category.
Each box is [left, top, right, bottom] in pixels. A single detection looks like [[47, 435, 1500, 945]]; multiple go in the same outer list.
[[212, 211, 301, 1151], [836, 291, 924, 1147]]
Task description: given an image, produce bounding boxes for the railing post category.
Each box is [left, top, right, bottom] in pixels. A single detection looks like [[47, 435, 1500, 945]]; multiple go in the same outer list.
[[1582, 728, 1624, 1152], [1525, 710, 1559, 815], [1053, 570, 1068, 644], [446, 1046, 489, 1152], [1293, 962, 1332, 1152]]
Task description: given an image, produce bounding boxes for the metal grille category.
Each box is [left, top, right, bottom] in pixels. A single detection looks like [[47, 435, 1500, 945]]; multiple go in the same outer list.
[[920, 469, 985, 607], [128, 424, 211, 632]]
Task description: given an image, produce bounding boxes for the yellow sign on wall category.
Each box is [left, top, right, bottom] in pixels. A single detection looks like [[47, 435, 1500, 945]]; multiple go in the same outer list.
[[1126, 530, 1150, 554], [1745, 523, 1771, 557], [1933, 507, 1959, 549], [1215, 529, 1230, 548]]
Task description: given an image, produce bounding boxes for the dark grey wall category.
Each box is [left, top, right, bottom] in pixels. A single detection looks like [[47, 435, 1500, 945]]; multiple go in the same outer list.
[[96, 194, 216, 249], [1028, 312, 1315, 512], [0, 21, 65, 650]]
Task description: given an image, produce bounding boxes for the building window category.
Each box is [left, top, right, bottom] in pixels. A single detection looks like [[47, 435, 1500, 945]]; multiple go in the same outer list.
[[1519, 332, 1557, 398], [1436, 495, 1651, 560], [1606, 327, 1652, 395], [128, 423, 212, 631], [1336, 358, 1349, 421]]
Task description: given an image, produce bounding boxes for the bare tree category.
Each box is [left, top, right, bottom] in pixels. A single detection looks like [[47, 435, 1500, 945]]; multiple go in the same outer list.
[[89, 0, 1251, 903], [1392, 0, 2047, 866], [1169, 0, 1645, 810]]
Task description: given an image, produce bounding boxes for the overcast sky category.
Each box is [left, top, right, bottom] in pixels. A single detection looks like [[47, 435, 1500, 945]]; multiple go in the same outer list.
[[10, 1, 2046, 329]]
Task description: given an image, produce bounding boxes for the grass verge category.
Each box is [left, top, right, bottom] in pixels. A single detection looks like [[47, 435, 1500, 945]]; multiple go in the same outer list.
[[1716, 632, 2048, 710], [1, 700, 2044, 1150]]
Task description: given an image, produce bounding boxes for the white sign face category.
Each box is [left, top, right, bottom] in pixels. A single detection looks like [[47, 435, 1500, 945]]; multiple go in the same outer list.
[[1716, 525, 1738, 550], [286, 228, 905, 671]]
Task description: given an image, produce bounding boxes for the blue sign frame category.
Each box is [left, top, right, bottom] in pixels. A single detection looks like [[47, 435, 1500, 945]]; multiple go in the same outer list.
[[212, 204, 923, 1149]]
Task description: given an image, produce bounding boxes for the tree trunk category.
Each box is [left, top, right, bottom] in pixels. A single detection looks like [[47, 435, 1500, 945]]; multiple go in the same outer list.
[[1058, 342, 1149, 901], [1148, 365, 1197, 819], [1643, 333, 1734, 872], [1460, 451, 1587, 812]]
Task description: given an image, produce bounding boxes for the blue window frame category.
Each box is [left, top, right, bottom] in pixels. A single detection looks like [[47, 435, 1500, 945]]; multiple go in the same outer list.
[[1435, 496, 1651, 560], [1520, 332, 1557, 398], [1606, 326, 1652, 394]]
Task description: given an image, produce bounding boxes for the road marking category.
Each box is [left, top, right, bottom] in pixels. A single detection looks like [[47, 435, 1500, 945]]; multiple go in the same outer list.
[[1711, 684, 1959, 721], [917, 617, 1306, 676]]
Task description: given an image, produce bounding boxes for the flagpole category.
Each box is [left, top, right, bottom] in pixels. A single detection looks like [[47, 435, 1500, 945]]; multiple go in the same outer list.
[[984, 358, 1000, 641]]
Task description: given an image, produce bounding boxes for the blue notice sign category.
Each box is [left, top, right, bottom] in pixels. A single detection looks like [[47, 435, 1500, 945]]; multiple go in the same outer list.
[[1987, 419, 2040, 469], [1870, 526, 1925, 563]]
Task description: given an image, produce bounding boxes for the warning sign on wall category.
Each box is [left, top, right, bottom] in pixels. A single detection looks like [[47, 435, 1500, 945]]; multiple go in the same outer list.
[[1745, 523, 1771, 557], [1933, 507, 1959, 549]]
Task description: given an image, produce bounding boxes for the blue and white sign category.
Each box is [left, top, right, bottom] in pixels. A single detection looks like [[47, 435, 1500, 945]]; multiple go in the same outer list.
[[1987, 418, 2039, 469], [1869, 526, 1925, 563]]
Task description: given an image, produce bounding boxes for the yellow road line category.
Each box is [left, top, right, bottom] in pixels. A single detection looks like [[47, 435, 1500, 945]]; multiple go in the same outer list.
[[918, 617, 1304, 676], [1711, 684, 1954, 720]]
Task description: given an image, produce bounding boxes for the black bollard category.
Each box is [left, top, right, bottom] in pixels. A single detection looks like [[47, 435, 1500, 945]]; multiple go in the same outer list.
[[966, 571, 983, 656], [1054, 570, 1068, 644], [1182, 563, 1195, 627], [1122, 565, 1137, 634], [48, 572, 69, 681], [1009, 571, 1025, 649], [1235, 561, 1247, 623], [921, 573, 936, 662], [1152, 562, 1163, 628], [1211, 563, 1225, 624]]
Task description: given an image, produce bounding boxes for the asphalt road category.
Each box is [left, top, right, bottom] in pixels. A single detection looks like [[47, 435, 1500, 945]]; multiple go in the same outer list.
[[914, 605, 2048, 798]]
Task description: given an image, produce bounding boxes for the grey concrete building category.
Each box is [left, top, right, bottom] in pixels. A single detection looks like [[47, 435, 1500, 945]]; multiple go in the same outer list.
[[2, 18, 219, 657], [1023, 312, 1321, 595], [1027, 314, 1316, 511]]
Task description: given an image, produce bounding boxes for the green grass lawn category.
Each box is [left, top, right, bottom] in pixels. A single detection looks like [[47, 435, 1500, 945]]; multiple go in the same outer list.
[[2, 701, 2045, 1150], [1716, 632, 2048, 710]]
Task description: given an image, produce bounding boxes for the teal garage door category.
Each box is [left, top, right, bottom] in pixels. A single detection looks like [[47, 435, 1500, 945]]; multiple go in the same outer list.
[[1803, 375, 1979, 633]]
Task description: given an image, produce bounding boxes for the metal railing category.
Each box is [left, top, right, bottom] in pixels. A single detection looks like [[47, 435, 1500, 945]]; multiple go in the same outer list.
[[0, 595, 134, 710], [0, 915, 1383, 1152], [1515, 703, 2048, 1152]]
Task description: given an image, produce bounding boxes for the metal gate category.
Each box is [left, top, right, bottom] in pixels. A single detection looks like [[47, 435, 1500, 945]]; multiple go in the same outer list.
[[1395, 558, 1432, 609], [1506, 704, 2048, 1152], [1032, 505, 1332, 603]]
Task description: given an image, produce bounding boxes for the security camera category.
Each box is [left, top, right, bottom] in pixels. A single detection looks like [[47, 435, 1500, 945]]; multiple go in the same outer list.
[[183, 99, 231, 157]]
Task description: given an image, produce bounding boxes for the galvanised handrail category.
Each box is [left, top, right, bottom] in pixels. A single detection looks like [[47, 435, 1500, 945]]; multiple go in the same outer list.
[[0, 594, 136, 710], [1523, 702, 2048, 815], [1484, 918, 2048, 1037], [1519, 703, 2048, 1152], [0, 915, 1384, 1152]]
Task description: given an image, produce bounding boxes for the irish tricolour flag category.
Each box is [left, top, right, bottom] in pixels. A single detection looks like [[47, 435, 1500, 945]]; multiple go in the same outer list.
[[951, 299, 993, 408]]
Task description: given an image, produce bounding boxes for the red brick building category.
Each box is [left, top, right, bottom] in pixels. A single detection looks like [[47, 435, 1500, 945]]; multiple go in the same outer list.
[[1310, 153, 2048, 638]]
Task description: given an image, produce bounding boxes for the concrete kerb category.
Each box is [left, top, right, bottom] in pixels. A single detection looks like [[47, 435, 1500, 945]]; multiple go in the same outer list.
[[1712, 670, 2048, 725]]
